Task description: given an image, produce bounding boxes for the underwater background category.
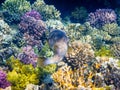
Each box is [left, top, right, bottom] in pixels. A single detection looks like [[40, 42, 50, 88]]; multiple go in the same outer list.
[[0, 0, 120, 90]]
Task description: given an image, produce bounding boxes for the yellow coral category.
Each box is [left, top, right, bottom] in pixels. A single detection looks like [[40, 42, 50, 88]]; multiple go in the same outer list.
[[52, 65, 96, 89]]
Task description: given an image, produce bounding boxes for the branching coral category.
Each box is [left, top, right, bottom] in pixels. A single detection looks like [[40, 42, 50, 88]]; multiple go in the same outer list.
[[51, 55, 120, 90], [52, 65, 76, 90], [7, 56, 39, 90], [32, 0, 61, 21], [65, 40, 95, 69], [2, 0, 31, 24], [51, 64, 112, 90], [87, 9, 117, 28]]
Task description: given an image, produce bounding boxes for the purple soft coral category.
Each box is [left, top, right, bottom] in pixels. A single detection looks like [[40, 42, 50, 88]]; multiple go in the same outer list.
[[87, 9, 117, 28], [19, 12, 46, 48], [18, 45, 38, 67], [22, 10, 41, 20], [19, 14, 46, 39], [0, 70, 11, 89]]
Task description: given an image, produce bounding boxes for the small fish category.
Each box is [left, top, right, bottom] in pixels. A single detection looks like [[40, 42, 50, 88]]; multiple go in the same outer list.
[[44, 29, 69, 65]]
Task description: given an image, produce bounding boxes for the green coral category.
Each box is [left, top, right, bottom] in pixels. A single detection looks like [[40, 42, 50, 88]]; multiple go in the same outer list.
[[110, 36, 120, 43], [36, 41, 53, 58], [71, 6, 88, 23], [2, 0, 31, 24], [39, 64, 57, 75], [32, 0, 61, 21], [0, 19, 16, 43], [45, 19, 65, 31], [95, 46, 113, 57], [102, 23, 120, 35], [7, 56, 39, 90], [65, 23, 86, 42]]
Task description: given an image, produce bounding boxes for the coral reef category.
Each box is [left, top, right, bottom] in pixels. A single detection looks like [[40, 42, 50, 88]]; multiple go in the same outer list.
[[32, 0, 61, 21], [65, 41, 95, 69], [2, 0, 31, 24], [0, 0, 120, 89], [87, 9, 117, 28], [0, 70, 11, 89], [110, 36, 120, 43]]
